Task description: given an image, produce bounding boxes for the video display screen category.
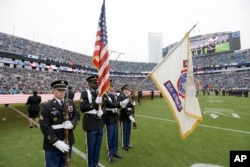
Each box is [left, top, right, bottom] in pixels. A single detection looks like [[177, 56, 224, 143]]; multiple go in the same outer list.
[[162, 32, 241, 58], [190, 34, 230, 56]]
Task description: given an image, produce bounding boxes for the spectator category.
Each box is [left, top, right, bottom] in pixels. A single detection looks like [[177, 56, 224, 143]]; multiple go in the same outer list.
[[151, 89, 154, 100], [26, 90, 41, 128], [65, 86, 74, 101]]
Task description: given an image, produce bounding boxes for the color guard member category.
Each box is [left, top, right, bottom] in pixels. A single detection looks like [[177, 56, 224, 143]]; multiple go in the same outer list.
[[102, 79, 127, 163], [40, 80, 80, 167], [80, 75, 104, 167], [118, 84, 136, 151]]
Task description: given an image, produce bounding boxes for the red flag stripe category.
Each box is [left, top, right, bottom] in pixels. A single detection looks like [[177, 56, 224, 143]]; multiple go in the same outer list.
[[0, 93, 81, 104]]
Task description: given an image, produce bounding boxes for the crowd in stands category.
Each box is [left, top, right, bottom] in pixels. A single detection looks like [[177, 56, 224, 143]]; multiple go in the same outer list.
[[0, 67, 156, 95], [193, 49, 250, 69], [0, 33, 156, 74], [0, 32, 250, 95], [195, 71, 250, 89]]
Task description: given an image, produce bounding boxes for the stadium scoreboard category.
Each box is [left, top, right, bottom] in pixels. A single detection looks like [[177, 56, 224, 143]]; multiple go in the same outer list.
[[162, 31, 241, 58]]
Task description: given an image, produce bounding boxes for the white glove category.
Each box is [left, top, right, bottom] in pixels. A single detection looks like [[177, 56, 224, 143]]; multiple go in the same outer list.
[[53, 140, 70, 153], [120, 98, 129, 108], [112, 109, 117, 113], [95, 96, 102, 104], [129, 115, 136, 123], [132, 101, 136, 106], [63, 120, 74, 129], [97, 109, 103, 118]]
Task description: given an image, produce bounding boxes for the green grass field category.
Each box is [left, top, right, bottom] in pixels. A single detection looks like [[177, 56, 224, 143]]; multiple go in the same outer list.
[[0, 93, 250, 167]]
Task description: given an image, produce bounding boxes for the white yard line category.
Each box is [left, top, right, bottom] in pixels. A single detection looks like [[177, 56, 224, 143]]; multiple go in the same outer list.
[[136, 114, 250, 134]]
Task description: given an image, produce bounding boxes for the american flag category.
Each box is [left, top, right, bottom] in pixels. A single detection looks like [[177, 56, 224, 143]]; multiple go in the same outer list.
[[0, 93, 81, 104], [92, 0, 110, 97]]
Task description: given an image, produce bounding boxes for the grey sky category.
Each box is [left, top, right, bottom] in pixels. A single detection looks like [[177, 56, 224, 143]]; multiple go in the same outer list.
[[0, 0, 249, 62]]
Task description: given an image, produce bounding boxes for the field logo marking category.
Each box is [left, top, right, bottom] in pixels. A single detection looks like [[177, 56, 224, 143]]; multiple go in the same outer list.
[[190, 163, 223, 167], [203, 108, 240, 119], [206, 100, 223, 103], [206, 96, 223, 103]]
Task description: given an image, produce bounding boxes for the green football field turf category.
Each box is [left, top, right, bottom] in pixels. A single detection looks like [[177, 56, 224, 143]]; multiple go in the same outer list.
[[0, 93, 249, 167]]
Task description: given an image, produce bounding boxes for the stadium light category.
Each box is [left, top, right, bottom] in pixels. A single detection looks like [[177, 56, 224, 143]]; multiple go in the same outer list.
[[109, 50, 125, 61]]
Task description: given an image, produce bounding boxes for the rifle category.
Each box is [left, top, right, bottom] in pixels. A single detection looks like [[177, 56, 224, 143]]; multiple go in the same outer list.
[[64, 86, 70, 167], [129, 75, 150, 129], [130, 92, 137, 129]]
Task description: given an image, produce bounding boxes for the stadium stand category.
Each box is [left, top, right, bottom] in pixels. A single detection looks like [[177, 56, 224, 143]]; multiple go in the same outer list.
[[0, 32, 249, 98]]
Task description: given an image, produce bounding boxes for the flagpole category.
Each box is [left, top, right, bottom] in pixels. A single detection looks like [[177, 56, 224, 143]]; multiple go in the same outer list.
[[188, 22, 199, 33], [150, 22, 199, 76], [130, 74, 149, 129], [131, 75, 149, 96], [64, 84, 70, 167]]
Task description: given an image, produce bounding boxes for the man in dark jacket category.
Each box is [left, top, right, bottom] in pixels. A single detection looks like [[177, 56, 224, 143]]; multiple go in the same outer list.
[[137, 90, 142, 105], [40, 80, 80, 167], [65, 86, 75, 101], [26, 90, 41, 128]]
